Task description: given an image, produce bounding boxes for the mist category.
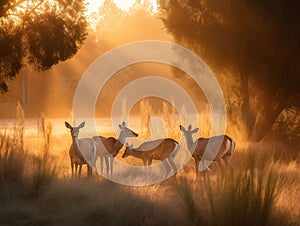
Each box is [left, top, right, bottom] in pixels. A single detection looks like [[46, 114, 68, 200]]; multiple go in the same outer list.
[[0, 3, 172, 118], [0, 1, 299, 225]]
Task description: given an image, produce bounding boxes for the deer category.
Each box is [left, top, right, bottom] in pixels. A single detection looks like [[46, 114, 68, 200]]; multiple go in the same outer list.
[[180, 125, 235, 176], [122, 138, 180, 176], [65, 121, 97, 178], [92, 122, 138, 176]]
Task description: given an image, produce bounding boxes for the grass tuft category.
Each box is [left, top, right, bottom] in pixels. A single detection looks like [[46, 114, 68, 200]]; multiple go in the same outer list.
[[0, 111, 298, 225]]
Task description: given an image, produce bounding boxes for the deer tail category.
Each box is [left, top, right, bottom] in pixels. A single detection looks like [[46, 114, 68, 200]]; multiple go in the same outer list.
[[228, 137, 235, 156]]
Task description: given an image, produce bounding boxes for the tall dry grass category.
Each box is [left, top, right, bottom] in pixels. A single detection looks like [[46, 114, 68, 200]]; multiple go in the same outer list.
[[0, 105, 299, 225], [175, 146, 299, 226], [0, 114, 58, 201]]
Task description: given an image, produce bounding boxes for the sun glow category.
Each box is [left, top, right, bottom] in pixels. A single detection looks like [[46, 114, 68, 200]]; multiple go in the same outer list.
[[85, 0, 158, 15]]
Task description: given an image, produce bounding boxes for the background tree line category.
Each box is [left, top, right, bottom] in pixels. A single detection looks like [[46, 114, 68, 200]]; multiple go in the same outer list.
[[1, 0, 299, 144], [159, 0, 300, 142], [0, 0, 87, 93]]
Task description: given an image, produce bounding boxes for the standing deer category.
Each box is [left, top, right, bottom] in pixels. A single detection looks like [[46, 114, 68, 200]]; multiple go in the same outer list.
[[180, 125, 235, 176], [92, 122, 138, 176], [122, 138, 180, 176], [65, 121, 97, 178]]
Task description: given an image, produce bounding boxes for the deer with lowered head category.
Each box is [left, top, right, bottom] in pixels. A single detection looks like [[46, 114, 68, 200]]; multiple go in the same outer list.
[[122, 138, 180, 176]]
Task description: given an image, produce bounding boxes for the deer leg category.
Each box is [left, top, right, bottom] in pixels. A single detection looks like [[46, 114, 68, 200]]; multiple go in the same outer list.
[[148, 159, 153, 167], [99, 156, 103, 175], [148, 159, 153, 172], [213, 160, 219, 172], [70, 160, 74, 178], [78, 164, 82, 177], [141, 159, 148, 176], [87, 165, 92, 177], [142, 159, 147, 166], [146, 159, 152, 177], [86, 165, 89, 177], [168, 157, 177, 174], [216, 159, 224, 172], [75, 163, 78, 178], [109, 157, 114, 176], [223, 155, 231, 167], [93, 160, 97, 173], [194, 157, 199, 177], [104, 157, 109, 176], [162, 160, 171, 177], [91, 155, 97, 172]]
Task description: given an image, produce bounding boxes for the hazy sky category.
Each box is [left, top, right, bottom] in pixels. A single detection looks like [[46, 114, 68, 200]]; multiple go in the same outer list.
[[86, 0, 158, 15]]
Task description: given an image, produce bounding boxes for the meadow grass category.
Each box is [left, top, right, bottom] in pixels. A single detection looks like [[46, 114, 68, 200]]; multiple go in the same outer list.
[[0, 121, 299, 225], [175, 157, 293, 226]]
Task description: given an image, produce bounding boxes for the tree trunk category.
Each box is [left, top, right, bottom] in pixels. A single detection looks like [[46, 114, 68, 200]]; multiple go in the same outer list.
[[240, 73, 256, 140], [250, 91, 289, 142]]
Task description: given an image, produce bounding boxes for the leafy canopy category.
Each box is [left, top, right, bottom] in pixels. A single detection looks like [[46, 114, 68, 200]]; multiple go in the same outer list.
[[0, 0, 88, 93]]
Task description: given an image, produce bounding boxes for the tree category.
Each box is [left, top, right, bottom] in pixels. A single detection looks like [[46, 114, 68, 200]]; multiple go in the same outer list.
[[91, 0, 166, 51], [159, 0, 300, 141], [0, 0, 88, 93]]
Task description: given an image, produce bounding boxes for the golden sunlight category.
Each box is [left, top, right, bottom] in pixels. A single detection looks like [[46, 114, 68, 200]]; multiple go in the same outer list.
[[86, 0, 158, 15]]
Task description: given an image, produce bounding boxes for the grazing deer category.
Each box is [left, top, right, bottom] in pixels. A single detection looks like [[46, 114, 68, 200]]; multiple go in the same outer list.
[[92, 122, 138, 176], [122, 138, 180, 176], [180, 125, 235, 176], [65, 121, 97, 178]]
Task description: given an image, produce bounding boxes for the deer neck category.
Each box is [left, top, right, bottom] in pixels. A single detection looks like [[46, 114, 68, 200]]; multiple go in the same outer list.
[[112, 131, 126, 156], [185, 135, 194, 151], [129, 148, 143, 158], [72, 136, 81, 154]]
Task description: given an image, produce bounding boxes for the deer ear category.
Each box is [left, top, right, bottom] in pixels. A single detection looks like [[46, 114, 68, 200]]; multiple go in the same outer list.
[[130, 143, 133, 148], [120, 121, 126, 129], [192, 128, 199, 133], [179, 125, 185, 132], [188, 125, 192, 131], [78, 122, 85, 129], [65, 122, 72, 129]]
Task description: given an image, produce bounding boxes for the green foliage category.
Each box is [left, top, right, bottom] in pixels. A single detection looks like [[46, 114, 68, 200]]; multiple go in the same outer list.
[[0, 0, 88, 93]]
